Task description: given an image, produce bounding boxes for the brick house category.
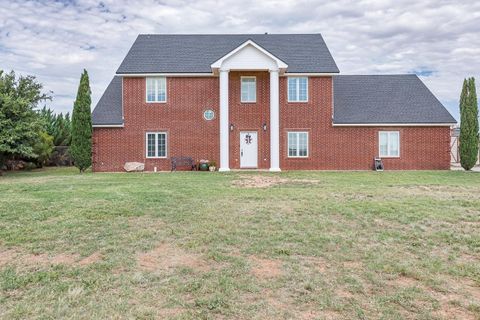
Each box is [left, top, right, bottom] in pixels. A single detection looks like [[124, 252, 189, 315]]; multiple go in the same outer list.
[[92, 34, 456, 172]]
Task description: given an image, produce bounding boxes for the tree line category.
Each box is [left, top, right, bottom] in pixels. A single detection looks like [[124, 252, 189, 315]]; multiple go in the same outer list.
[[0, 69, 92, 173]]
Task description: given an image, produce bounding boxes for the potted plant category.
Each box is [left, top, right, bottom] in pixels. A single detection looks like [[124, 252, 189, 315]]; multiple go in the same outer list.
[[199, 159, 209, 171], [209, 161, 216, 172]]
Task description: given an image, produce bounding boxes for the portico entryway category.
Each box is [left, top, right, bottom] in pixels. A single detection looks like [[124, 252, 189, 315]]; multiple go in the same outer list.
[[210, 40, 288, 172]]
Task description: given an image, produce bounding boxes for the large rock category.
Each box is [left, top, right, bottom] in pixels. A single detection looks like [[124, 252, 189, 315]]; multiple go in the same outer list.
[[124, 162, 145, 172]]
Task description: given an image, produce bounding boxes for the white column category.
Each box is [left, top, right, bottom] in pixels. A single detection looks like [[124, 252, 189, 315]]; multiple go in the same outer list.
[[219, 69, 230, 172], [269, 69, 281, 171]]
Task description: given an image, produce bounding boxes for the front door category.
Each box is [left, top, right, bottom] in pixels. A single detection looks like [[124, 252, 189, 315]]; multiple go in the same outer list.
[[240, 131, 258, 168]]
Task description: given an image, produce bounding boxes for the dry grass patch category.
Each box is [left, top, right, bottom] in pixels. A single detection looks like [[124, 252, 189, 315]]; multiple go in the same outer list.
[[137, 243, 210, 272], [249, 256, 283, 279], [386, 274, 480, 319], [232, 174, 319, 188], [0, 247, 102, 268], [233, 175, 289, 188]]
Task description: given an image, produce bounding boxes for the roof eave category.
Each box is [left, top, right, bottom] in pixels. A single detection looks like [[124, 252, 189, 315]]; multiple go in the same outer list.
[[332, 122, 456, 127]]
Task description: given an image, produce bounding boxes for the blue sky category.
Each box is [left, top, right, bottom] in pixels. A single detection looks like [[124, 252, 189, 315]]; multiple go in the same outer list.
[[1, 0, 480, 121]]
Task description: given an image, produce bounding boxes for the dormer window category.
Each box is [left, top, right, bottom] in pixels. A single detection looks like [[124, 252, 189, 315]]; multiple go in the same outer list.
[[146, 77, 166, 103], [288, 77, 308, 102]]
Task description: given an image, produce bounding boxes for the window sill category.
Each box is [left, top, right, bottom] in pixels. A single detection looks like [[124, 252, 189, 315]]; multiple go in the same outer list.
[[379, 156, 400, 159], [146, 157, 168, 159], [146, 101, 167, 104], [241, 101, 257, 104], [287, 100, 309, 103]]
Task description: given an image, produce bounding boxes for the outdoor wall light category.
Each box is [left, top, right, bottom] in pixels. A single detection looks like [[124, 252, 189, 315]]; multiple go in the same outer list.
[[230, 123, 234, 131], [263, 122, 267, 131]]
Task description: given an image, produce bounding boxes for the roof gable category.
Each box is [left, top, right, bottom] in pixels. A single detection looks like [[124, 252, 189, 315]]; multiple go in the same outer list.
[[211, 40, 288, 72], [116, 34, 339, 74]]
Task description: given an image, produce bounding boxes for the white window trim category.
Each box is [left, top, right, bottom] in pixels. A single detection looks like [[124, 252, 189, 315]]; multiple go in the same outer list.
[[240, 76, 257, 103], [287, 131, 309, 158], [378, 131, 400, 158], [203, 109, 215, 121], [146, 77, 167, 103], [287, 77, 308, 103], [145, 132, 168, 158]]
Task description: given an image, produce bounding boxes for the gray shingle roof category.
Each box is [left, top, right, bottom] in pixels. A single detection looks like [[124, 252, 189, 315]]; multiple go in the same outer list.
[[92, 76, 123, 125], [333, 75, 456, 124], [116, 34, 339, 74]]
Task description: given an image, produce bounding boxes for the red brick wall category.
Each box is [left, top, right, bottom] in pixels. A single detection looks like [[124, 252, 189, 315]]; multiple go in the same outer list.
[[93, 74, 451, 172], [279, 77, 451, 170], [93, 77, 220, 172]]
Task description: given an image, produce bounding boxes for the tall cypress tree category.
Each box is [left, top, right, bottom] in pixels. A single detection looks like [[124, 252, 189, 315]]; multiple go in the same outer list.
[[70, 69, 92, 173], [460, 77, 479, 170]]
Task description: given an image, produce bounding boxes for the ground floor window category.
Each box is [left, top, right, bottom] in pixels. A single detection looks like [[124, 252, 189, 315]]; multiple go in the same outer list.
[[288, 131, 309, 157], [146, 132, 167, 158], [379, 131, 399, 157]]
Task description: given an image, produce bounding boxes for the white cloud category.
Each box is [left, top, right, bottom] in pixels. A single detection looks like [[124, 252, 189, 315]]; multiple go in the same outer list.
[[1, 0, 479, 120]]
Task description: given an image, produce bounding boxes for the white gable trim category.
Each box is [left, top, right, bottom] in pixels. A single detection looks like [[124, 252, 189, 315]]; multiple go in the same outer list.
[[211, 40, 288, 72]]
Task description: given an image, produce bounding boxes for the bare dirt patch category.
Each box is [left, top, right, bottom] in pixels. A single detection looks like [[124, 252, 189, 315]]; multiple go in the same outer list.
[[78, 252, 103, 266], [0, 247, 102, 268], [233, 175, 289, 188], [388, 275, 422, 288], [249, 256, 283, 279], [233, 175, 320, 188], [137, 243, 210, 272], [0, 249, 18, 267]]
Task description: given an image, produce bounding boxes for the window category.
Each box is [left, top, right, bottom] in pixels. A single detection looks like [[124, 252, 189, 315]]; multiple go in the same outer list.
[[203, 109, 214, 120], [241, 77, 256, 103], [146, 132, 167, 158], [288, 132, 309, 157], [146, 77, 166, 102], [288, 77, 308, 102], [379, 131, 400, 157]]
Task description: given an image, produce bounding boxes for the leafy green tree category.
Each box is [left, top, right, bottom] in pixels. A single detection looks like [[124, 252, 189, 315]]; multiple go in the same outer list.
[[460, 77, 479, 170], [32, 131, 54, 167], [70, 69, 92, 172], [0, 70, 50, 168]]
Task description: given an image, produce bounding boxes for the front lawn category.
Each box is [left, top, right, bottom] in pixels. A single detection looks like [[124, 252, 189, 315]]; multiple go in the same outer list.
[[0, 168, 479, 319]]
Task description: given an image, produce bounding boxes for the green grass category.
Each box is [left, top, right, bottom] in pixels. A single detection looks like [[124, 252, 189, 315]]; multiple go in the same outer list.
[[0, 167, 479, 319]]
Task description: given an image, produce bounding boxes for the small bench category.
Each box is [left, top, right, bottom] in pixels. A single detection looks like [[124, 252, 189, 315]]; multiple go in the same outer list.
[[171, 157, 196, 171]]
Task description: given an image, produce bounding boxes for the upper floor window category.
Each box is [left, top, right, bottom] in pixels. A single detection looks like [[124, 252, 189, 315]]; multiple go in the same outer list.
[[146, 132, 167, 158], [288, 77, 308, 102], [241, 77, 256, 103], [146, 77, 166, 103], [288, 131, 309, 157], [379, 131, 399, 157]]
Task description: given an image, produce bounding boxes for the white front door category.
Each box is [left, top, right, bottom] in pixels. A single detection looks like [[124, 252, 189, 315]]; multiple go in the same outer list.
[[240, 131, 258, 168]]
